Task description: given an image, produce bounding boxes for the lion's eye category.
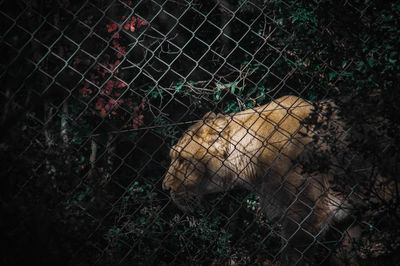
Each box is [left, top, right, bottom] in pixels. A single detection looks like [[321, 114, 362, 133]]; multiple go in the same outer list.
[[177, 157, 184, 164]]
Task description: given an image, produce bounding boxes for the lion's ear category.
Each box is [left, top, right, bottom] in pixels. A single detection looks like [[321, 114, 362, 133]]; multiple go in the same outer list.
[[202, 111, 216, 120]]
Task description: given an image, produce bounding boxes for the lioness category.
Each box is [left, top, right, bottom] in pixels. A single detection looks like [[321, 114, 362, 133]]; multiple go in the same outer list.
[[162, 95, 361, 265]]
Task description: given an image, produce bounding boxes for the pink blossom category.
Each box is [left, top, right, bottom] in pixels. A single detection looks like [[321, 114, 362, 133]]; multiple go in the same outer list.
[[95, 98, 106, 110], [117, 81, 127, 88], [124, 22, 130, 31], [106, 80, 114, 89], [104, 103, 112, 111], [79, 84, 92, 97], [137, 18, 148, 28], [106, 23, 118, 33]]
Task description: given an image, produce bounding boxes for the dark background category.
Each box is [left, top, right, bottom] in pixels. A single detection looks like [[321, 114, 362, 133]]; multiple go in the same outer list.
[[1, 0, 399, 265]]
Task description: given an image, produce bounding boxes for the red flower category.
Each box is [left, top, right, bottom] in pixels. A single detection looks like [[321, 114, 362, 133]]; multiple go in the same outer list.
[[124, 22, 130, 31], [102, 80, 114, 95], [123, 16, 147, 33], [112, 40, 122, 51], [137, 18, 148, 28], [106, 80, 114, 89], [112, 39, 126, 55], [79, 82, 92, 97], [116, 81, 127, 88], [108, 98, 124, 112], [95, 98, 106, 110], [103, 87, 112, 95], [104, 103, 112, 111], [131, 17, 137, 27], [113, 60, 121, 70], [106, 23, 118, 33], [132, 114, 144, 128]]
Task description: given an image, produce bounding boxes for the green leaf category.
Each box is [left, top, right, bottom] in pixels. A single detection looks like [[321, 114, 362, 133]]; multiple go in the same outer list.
[[175, 83, 183, 92], [224, 102, 236, 113], [77, 156, 85, 164], [328, 72, 337, 81]]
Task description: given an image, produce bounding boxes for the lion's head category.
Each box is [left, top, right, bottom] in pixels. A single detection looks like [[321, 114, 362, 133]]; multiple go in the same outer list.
[[162, 111, 239, 211]]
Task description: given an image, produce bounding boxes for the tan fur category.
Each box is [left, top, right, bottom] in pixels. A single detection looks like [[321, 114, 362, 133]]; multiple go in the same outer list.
[[163, 96, 357, 265]]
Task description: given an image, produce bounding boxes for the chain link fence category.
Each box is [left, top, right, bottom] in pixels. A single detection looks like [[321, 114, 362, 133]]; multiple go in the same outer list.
[[1, 0, 400, 265]]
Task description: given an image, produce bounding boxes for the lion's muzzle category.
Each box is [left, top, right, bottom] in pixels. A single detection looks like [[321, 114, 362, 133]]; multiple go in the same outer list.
[[162, 178, 170, 191], [162, 173, 175, 192]]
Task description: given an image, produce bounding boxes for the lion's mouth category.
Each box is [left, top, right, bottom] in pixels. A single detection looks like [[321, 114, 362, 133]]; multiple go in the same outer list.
[[171, 192, 201, 213]]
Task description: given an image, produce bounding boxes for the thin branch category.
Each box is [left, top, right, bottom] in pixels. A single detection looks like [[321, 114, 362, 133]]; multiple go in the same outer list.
[[106, 133, 116, 173], [90, 138, 98, 171], [61, 101, 69, 146]]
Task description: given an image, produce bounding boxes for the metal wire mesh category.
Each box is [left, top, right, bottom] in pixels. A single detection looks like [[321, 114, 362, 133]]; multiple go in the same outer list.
[[1, 0, 399, 265]]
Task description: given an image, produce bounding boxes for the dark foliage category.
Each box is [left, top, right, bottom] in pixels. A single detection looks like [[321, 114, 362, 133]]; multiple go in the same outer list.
[[1, 0, 399, 265]]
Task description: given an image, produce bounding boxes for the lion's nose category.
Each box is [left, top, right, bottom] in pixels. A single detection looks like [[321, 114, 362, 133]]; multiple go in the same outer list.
[[162, 179, 170, 191]]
